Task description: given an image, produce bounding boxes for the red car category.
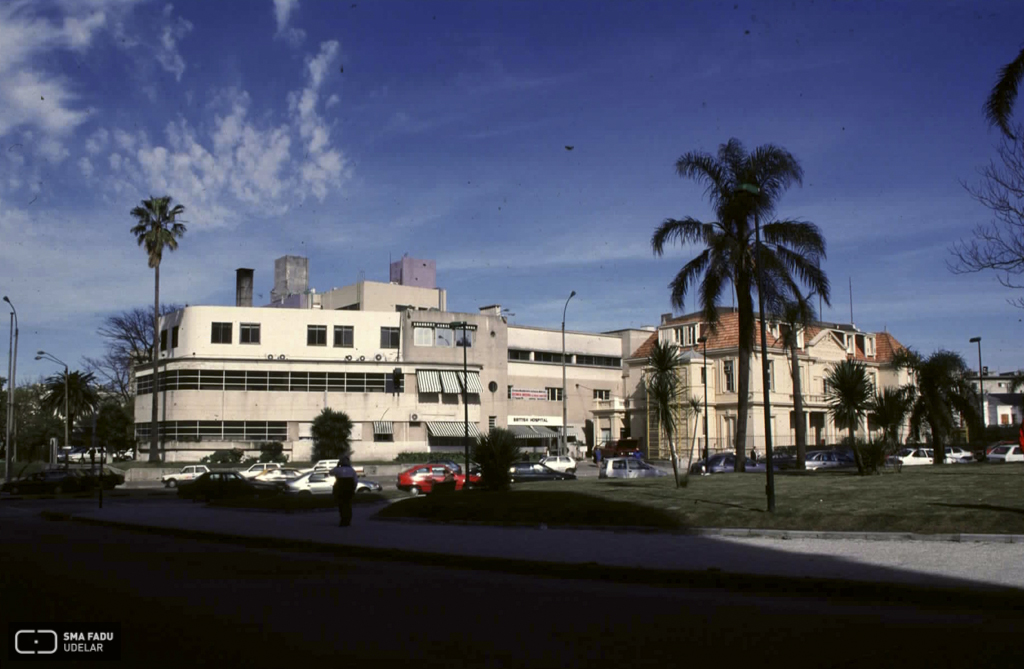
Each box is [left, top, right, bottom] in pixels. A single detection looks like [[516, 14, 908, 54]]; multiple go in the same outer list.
[[397, 464, 481, 495]]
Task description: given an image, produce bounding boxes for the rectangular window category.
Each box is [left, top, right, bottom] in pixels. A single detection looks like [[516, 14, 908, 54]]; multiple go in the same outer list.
[[240, 323, 261, 345], [380, 327, 400, 349], [211, 322, 232, 344], [413, 326, 433, 347], [701, 366, 706, 384], [535, 351, 567, 363], [307, 325, 327, 346], [333, 325, 353, 348], [489, 416, 497, 430], [675, 324, 698, 346], [593, 389, 611, 400], [171, 326, 179, 348], [160, 329, 168, 352], [767, 360, 774, 391], [507, 385, 513, 400], [508, 349, 531, 361], [454, 329, 473, 348], [724, 360, 735, 393], [435, 328, 453, 347], [546, 387, 563, 401]]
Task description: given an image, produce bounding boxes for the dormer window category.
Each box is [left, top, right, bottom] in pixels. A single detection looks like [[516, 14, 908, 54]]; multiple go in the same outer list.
[[674, 323, 699, 346]]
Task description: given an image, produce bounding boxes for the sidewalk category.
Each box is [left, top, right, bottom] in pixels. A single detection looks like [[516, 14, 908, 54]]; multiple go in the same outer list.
[[64, 499, 1024, 599]]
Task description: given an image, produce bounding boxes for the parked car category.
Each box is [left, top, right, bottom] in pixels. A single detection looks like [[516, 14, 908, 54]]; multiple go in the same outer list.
[[76, 465, 126, 490], [396, 465, 480, 495], [177, 471, 258, 501], [68, 447, 106, 463], [510, 462, 578, 483], [597, 457, 668, 479], [56, 447, 88, 463], [804, 450, 847, 470], [240, 462, 282, 478], [2, 469, 90, 495], [426, 458, 464, 474], [312, 459, 338, 472], [689, 452, 736, 474], [898, 448, 935, 466], [944, 446, 974, 463], [249, 467, 305, 492], [538, 455, 577, 474], [283, 471, 384, 496], [987, 445, 1024, 463], [161, 465, 210, 488]]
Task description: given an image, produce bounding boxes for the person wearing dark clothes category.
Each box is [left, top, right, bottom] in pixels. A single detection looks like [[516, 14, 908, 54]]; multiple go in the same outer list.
[[330, 458, 358, 527]]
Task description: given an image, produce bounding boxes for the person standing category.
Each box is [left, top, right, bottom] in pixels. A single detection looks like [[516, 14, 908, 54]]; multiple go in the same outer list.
[[330, 457, 358, 527]]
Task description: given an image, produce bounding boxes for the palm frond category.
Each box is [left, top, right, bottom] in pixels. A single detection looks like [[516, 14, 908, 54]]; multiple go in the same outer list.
[[652, 217, 711, 256], [985, 45, 1024, 139]]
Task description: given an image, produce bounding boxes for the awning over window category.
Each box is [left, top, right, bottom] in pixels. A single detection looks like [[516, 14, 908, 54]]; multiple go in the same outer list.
[[460, 371, 483, 393], [416, 370, 442, 393], [508, 425, 559, 440], [373, 421, 393, 435], [430, 370, 483, 394], [426, 421, 481, 438], [439, 370, 462, 394], [564, 425, 585, 441]]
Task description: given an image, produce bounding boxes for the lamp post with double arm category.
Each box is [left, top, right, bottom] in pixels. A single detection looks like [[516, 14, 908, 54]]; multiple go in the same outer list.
[[561, 291, 576, 456], [969, 337, 984, 440], [451, 321, 471, 485], [4, 296, 17, 482]]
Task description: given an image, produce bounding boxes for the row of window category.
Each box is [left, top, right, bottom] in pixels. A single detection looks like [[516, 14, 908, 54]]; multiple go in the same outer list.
[[412, 325, 474, 348], [135, 421, 288, 442], [168, 323, 402, 349], [137, 369, 403, 395], [507, 350, 621, 368]]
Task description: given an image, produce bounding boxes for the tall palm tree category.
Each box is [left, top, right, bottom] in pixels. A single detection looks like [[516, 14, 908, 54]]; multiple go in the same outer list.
[[652, 138, 831, 471], [685, 395, 703, 474], [824, 359, 873, 474], [776, 293, 816, 470], [646, 340, 683, 487], [985, 46, 1024, 139], [893, 349, 979, 465], [40, 370, 100, 438], [130, 196, 187, 462], [868, 386, 912, 471]]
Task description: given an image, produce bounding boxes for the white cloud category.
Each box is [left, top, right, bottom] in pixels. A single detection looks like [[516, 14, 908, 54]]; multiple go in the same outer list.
[[287, 41, 346, 200], [273, 0, 299, 32], [113, 128, 136, 151], [78, 156, 94, 177], [108, 152, 122, 170], [85, 127, 109, 153], [63, 11, 107, 49], [38, 137, 69, 163], [325, 94, 339, 109], [155, 4, 193, 82]]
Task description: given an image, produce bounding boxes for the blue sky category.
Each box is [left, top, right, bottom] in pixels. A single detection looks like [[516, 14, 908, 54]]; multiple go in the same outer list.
[[1, 0, 1022, 383]]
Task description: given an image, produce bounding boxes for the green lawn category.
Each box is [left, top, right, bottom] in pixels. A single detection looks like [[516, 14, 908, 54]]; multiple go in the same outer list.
[[376, 464, 1024, 534], [210, 489, 406, 511]]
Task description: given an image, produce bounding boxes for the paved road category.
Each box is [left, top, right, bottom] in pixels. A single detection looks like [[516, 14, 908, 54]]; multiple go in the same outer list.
[[2, 510, 1022, 668]]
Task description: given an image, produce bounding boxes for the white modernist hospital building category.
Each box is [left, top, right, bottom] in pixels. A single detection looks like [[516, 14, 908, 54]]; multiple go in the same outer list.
[[135, 256, 649, 462]]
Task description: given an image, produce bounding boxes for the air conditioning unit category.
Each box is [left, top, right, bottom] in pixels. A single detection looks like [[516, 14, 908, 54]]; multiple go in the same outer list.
[[345, 355, 353, 361], [359, 355, 366, 361], [278, 354, 286, 360], [375, 353, 383, 361], [267, 354, 274, 360], [409, 413, 419, 422]]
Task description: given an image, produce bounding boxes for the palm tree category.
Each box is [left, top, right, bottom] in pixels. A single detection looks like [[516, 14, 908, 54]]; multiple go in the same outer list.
[[893, 349, 979, 465], [646, 340, 683, 487], [985, 46, 1024, 139], [652, 138, 831, 471], [685, 396, 703, 474], [130, 196, 186, 462], [824, 359, 873, 474], [776, 293, 816, 470], [868, 386, 912, 471], [40, 370, 100, 438]]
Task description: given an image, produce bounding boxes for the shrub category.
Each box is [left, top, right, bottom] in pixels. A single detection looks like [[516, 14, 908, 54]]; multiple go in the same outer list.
[[311, 408, 353, 462], [393, 451, 436, 464], [472, 428, 521, 491], [259, 442, 289, 463], [201, 448, 245, 464]]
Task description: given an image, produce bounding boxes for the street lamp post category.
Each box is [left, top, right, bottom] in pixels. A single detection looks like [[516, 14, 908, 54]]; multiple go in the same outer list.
[[698, 335, 710, 463], [561, 291, 576, 457], [4, 296, 17, 482], [35, 351, 69, 459], [451, 321, 471, 485], [969, 337, 984, 440], [738, 182, 776, 513]]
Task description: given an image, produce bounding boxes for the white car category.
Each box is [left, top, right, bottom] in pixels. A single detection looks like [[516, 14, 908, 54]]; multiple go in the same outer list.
[[898, 448, 936, 466], [284, 471, 383, 496], [804, 451, 846, 470], [539, 455, 577, 474], [161, 465, 210, 488], [240, 462, 282, 478], [312, 459, 338, 472], [598, 457, 668, 479], [944, 446, 974, 463], [987, 445, 1024, 463]]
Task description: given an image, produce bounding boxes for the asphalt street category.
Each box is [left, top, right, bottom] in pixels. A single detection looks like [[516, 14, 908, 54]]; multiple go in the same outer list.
[[2, 507, 1023, 668]]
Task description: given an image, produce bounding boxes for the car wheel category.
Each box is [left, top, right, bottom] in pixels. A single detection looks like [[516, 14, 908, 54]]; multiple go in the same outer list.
[[356, 487, 370, 494], [409, 486, 421, 496], [54, 485, 63, 495], [166, 479, 177, 488], [298, 490, 313, 498], [567, 468, 576, 474], [10, 486, 19, 495]]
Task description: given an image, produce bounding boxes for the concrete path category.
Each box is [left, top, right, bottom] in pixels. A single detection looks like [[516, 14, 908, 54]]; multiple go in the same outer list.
[[57, 499, 1024, 593]]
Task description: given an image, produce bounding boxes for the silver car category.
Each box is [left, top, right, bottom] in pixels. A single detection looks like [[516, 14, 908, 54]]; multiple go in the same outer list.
[[598, 457, 668, 479]]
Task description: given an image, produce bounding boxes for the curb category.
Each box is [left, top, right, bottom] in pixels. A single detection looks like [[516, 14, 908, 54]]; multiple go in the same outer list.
[[65, 513, 1024, 612]]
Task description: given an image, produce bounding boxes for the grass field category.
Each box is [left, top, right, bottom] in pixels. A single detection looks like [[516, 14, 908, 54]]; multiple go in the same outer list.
[[376, 464, 1024, 534]]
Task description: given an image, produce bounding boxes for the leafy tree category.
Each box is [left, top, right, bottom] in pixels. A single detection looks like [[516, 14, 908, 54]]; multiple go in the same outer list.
[[472, 428, 521, 491], [775, 293, 817, 470], [985, 46, 1024, 139], [646, 340, 683, 487], [311, 408, 353, 462], [39, 370, 99, 441], [259, 442, 289, 463], [95, 402, 134, 454], [868, 387, 912, 471], [949, 130, 1024, 308], [10, 380, 64, 462], [652, 138, 831, 471], [893, 349, 980, 466], [824, 360, 873, 474], [84, 305, 182, 403], [130, 196, 187, 462]]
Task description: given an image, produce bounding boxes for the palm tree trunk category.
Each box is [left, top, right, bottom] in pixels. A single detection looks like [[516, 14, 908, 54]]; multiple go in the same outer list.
[[666, 428, 680, 488], [931, 420, 945, 465], [850, 423, 864, 474], [687, 413, 700, 472], [149, 264, 160, 462], [735, 288, 754, 472], [791, 347, 806, 470]]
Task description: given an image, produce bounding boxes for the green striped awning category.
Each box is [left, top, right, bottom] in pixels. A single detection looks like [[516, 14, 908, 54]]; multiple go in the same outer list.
[[426, 421, 481, 438], [460, 371, 483, 393], [373, 421, 393, 435], [439, 370, 462, 394], [416, 370, 442, 393], [508, 425, 560, 440]]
